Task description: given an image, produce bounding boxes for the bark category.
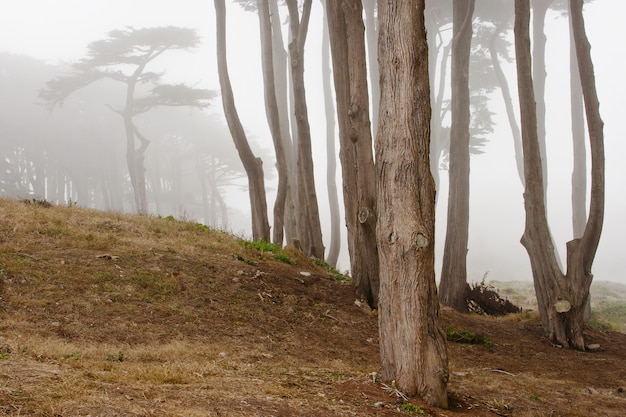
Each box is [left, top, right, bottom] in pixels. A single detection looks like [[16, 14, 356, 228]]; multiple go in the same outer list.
[[514, 0, 604, 350], [439, 0, 475, 313], [258, 0, 289, 246], [326, 0, 380, 307], [321, 0, 341, 269], [376, 0, 449, 407], [214, 0, 271, 242], [286, 0, 325, 259]]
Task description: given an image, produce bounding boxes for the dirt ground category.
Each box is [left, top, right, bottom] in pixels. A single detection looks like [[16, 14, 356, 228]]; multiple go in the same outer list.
[[0, 200, 625, 416]]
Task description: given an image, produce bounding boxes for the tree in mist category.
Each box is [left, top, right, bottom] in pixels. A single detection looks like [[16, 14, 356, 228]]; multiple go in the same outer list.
[[376, 0, 448, 407], [320, 0, 341, 269], [439, 0, 475, 313], [286, 0, 325, 259], [1, 54, 128, 208], [425, 1, 492, 199], [214, 0, 271, 241], [514, 0, 604, 350], [257, 0, 291, 246], [40, 26, 214, 214], [325, 0, 379, 307]]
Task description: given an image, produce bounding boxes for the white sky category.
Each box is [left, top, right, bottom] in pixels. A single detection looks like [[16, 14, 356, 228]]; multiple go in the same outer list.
[[0, 1, 624, 285]]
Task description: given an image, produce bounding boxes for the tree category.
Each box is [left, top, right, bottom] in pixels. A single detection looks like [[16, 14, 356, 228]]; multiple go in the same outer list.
[[514, 0, 604, 350], [40, 27, 214, 214], [257, 0, 290, 245], [439, 0, 475, 312], [325, 0, 379, 307], [376, 0, 449, 407], [214, 0, 271, 241], [285, 0, 325, 259], [320, 0, 341, 269]]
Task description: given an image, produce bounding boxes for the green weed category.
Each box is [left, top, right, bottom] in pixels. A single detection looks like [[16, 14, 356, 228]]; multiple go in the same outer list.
[[445, 327, 492, 348], [401, 403, 426, 415]]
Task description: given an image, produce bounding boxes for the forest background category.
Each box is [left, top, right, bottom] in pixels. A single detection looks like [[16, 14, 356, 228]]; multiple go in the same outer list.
[[0, 0, 624, 284]]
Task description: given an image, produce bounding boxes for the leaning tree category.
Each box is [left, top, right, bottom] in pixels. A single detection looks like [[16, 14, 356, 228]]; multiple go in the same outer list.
[[514, 0, 604, 350], [40, 26, 214, 214]]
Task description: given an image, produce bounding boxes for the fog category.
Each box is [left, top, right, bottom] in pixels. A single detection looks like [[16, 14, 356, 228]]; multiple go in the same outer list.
[[0, 1, 624, 284]]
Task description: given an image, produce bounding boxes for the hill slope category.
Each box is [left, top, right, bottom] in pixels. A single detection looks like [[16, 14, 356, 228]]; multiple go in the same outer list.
[[0, 198, 625, 416]]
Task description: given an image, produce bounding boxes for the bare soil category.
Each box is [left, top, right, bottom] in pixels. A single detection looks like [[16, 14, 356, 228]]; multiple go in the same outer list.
[[0, 199, 625, 416]]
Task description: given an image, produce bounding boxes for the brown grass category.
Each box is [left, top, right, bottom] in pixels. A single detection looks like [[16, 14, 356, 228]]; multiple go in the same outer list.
[[1, 198, 625, 416]]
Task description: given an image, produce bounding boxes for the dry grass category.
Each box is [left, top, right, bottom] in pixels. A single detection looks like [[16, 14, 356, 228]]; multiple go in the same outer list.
[[1, 198, 625, 416]]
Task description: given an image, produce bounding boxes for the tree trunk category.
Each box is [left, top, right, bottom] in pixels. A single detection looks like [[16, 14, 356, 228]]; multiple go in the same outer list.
[[269, 0, 298, 245], [214, 0, 271, 242], [532, 0, 553, 198], [568, 6, 590, 321], [376, 0, 449, 407], [490, 23, 525, 186], [258, 0, 289, 246], [362, 0, 379, 136], [439, 0, 475, 313], [321, 0, 341, 269], [286, 0, 325, 259], [326, 0, 380, 308], [514, 0, 604, 350]]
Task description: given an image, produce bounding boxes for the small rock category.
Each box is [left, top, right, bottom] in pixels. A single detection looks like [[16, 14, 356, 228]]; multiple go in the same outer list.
[[587, 344, 601, 351], [299, 271, 311, 277], [586, 387, 599, 395], [51, 322, 61, 327], [373, 401, 386, 408]]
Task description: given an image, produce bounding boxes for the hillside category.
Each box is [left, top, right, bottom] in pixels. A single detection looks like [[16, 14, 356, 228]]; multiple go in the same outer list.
[[1, 198, 625, 416]]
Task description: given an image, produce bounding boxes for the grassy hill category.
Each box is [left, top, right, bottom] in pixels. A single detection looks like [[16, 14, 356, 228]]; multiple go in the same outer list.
[[1, 198, 625, 416]]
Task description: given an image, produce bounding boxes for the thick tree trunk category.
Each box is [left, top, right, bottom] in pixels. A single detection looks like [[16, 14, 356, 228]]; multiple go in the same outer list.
[[321, 0, 341, 269], [214, 0, 270, 242], [376, 0, 448, 407], [439, 0, 475, 313], [326, 0, 380, 308], [514, 0, 604, 350], [258, 0, 289, 246], [286, 0, 325, 259]]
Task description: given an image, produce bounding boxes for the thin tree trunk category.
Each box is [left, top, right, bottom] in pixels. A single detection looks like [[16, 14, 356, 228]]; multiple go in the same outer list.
[[532, 0, 553, 198], [258, 0, 288, 246], [440, 0, 475, 313], [269, 0, 298, 245], [214, 0, 270, 242], [377, 0, 448, 407], [567, 0, 605, 347], [321, 0, 341, 269], [490, 23, 525, 186], [568, 7, 589, 321], [362, 0, 379, 136], [286, 0, 325, 259], [326, 0, 379, 307]]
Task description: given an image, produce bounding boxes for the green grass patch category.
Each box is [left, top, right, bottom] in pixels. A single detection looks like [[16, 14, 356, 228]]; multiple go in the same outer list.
[[238, 239, 295, 265], [445, 327, 493, 348]]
